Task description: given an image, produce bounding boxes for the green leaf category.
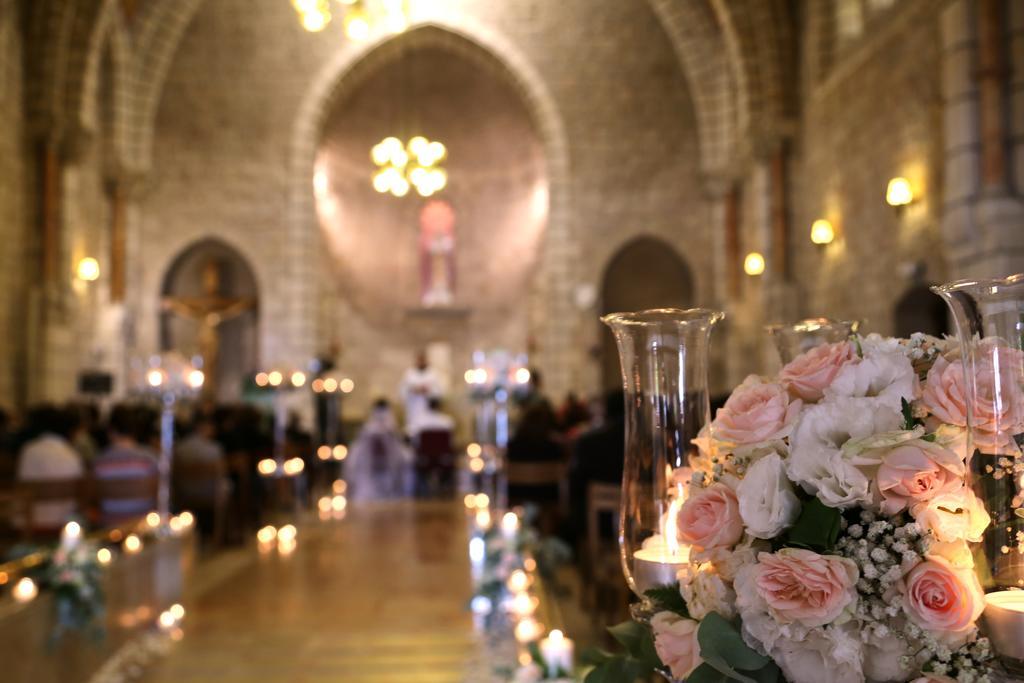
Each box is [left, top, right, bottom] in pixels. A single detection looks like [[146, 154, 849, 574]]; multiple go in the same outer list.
[[583, 656, 651, 683], [901, 398, 916, 431], [783, 497, 841, 552], [644, 584, 690, 618], [748, 662, 782, 683], [688, 662, 734, 683], [608, 621, 649, 659], [579, 647, 616, 667], [698, 613, 770, 672], [528, 641, 546, 669]]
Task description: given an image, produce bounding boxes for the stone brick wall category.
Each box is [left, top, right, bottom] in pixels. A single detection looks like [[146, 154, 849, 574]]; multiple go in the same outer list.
[[790, 0, 948, 337], [10, 0, 1022, 415], [138, 0, 709, 417]]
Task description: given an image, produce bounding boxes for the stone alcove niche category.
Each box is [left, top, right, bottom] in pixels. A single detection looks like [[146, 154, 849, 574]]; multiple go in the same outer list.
[[314, 35, 549, 362]]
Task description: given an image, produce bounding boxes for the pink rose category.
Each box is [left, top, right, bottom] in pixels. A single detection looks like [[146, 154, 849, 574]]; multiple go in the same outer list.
[[922, 351, 1024, 453], [713, 376, 802, 446], [650, 611, 702, 680], [903, 555, 984, 641], [752, 548, 858, 627], [677, 483, 744, 550], [779, 341, 857, 402], [876, 439, 965, 515]]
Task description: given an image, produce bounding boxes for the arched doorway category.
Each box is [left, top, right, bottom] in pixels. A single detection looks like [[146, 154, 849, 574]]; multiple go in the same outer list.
[[893, 284, 948, 338], [160, 239, 259, 402], [599, 237, 695, 390]]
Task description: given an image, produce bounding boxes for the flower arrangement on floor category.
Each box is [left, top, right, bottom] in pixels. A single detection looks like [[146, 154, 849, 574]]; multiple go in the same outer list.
[[588, 328, 1015, 683], [47, 521, 105, 644], [466, 502, 574, 681]]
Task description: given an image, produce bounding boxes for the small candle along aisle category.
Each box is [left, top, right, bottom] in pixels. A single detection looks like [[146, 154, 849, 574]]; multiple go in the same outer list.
[[602, 308, 723, 614], [539, 629, 574, 678]]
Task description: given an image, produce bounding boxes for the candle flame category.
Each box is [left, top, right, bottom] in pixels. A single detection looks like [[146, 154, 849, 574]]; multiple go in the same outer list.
[[664, 482, 687, 557]]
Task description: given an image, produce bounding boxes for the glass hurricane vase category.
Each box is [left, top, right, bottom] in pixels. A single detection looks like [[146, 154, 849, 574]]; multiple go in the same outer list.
[[602, 308, 724, 615], [934, 275, 1024, 674], [766, 317, 856, 364]]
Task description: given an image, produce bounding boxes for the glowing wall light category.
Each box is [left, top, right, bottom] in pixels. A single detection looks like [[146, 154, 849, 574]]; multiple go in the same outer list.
[[886, 177, 914, 207], [76, 257, 100, 282], [810, 219, 836, 245], [743, 252, 766, 276]]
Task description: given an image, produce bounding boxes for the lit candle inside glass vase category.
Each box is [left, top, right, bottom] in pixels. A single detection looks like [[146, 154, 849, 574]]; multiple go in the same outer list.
[[633, 484, 690, 594], [602, 308, 723, 614], [983, 591, 1024, 675]]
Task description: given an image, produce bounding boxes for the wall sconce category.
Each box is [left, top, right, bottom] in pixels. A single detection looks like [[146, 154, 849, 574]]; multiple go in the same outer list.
[[886, 177, 914, 207], [810, 219, 835, 246], [743, 252, 766, 276], [76, 257, 100, 282]]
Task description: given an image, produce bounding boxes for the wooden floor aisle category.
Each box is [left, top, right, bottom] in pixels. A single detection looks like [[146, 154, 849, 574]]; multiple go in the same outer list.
[[140, 501, 480, 683]]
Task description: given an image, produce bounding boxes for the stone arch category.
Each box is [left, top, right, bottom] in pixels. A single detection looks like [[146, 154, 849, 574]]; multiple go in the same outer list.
[[892, 284, 949, 338], [647, 0, 738, 177], [711, 0, 796, 149], [124, 0, 205, 173], [143, 229, 268, 365], [23, 0, 77, 139], [65, 1, 132, 172], [288, 16, 572, 388], [598, 236, 696, 389], [160, 237, 261, 401], [63, 0, 118, 143]]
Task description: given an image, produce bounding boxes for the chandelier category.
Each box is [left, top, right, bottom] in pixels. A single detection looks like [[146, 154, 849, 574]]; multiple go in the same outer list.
[[291, 0, 408, 38], [371, 136, 447, 198]]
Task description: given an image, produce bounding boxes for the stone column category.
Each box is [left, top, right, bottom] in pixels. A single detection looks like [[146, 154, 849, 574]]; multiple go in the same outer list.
[[940, 0, 1024, 279], [108, 179, 128, 303], [25, 139, 65, 404], [702, 174, 739, 394]]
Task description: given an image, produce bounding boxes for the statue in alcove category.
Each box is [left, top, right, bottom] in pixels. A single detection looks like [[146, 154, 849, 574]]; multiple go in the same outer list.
[[161, 246, 258, 402], [419, 199, 456, 307]]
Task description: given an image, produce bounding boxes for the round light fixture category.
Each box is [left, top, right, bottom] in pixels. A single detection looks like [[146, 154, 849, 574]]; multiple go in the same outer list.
[[886, 177, 914, 207], [371, 136, 447, 198], [810, 219, 835, 245], [743, 252, 766, 276]]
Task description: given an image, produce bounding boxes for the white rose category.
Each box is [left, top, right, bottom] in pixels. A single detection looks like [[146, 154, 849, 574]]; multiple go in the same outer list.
[[772, 624, 863, 683], [692, 533, 769, 582], [826, 337, 918, 413], [677, 562, 736, 620], [863, 629, 914, 682], [737, 453, 801, 539], [787, 397, 902, 508], [928, 539, 975, 569], [860, 333, 906, 356], [912, 488, 991, 543]]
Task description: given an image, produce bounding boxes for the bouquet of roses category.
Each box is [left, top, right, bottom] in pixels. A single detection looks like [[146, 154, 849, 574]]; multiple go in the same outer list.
[[48, 530, 105, 643], [590, 333, 1017, 683]]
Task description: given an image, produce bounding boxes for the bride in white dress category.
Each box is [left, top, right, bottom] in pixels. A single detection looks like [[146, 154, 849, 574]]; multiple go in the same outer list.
[[347, 400, 413, 501]]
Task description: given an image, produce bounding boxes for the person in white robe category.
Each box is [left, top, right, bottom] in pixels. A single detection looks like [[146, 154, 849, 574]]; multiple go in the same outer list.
[[399, 351, 443, 434], [347, 400, 413, 501]]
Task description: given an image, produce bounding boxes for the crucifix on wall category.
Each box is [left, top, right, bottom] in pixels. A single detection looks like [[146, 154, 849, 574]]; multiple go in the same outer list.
[[162, 258, 255, 400]]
